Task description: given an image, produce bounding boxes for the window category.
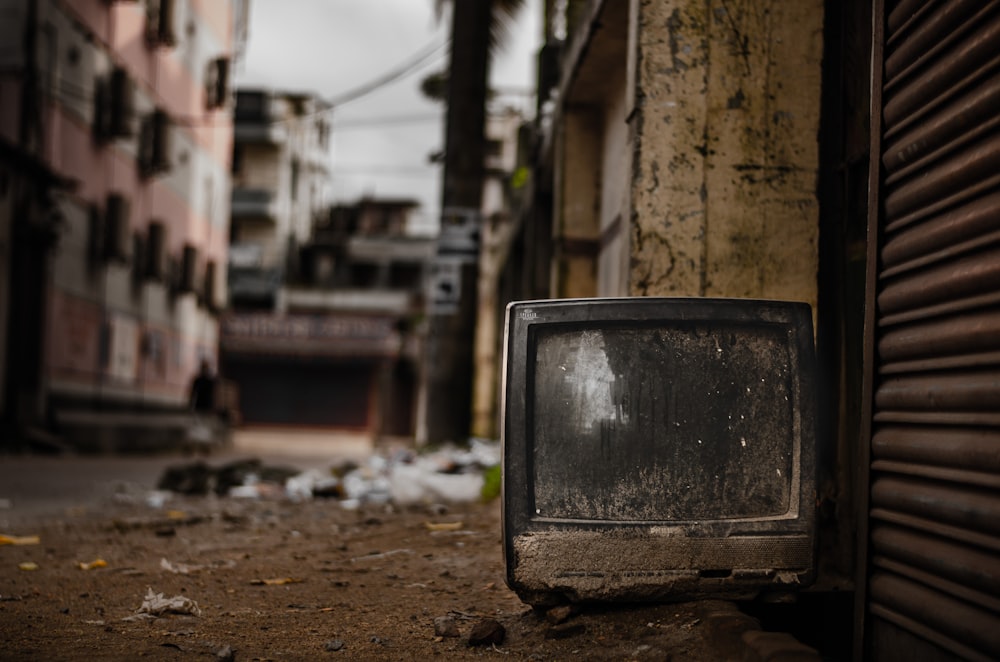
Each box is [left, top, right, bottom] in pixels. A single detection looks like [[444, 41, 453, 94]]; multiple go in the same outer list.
[[138, 110, 171, 177], [179, 245, 198, 292], [204, 57, 230, 109], [103, 193, 131, 263], [231, 144, 244, 175], [144, 221, 167, 281], [145, 0, 176, 46], [93, 68, 134, 141]]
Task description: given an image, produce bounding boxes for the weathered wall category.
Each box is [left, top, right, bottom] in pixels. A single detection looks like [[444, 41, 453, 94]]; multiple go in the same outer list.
[[628, 0, 822, 306], [554, 109, 602, 298], [597, 73, 631, 297]]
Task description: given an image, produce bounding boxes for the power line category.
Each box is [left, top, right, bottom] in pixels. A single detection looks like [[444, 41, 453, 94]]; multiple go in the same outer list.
[[334, 112, 443, 128], [327, 37, 449, 107], [332, 165, 439, 177], [257, 36, 450, 127]]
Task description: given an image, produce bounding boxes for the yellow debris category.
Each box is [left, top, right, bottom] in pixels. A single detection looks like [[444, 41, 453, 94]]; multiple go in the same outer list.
[[0, 534, 40, 546]]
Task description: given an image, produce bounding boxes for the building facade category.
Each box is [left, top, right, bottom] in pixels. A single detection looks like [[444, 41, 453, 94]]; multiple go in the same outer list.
[[228, 88, 331, 309], [0, 0, 246, 450], [223, 94, 433, 441]]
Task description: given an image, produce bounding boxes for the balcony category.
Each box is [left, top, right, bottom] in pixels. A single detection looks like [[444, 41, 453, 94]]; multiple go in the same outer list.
[[227, 266, 283, 302], [231, 188, 278, 221], [233, 121, 288, 145], [283, 287, 415, 315]]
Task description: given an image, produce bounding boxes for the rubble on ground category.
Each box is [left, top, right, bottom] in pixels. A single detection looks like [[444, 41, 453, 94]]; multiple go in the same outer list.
[[151, 439, 501, 509]]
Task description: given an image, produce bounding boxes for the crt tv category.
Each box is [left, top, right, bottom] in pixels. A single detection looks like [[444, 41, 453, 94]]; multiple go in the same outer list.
[[501, 297, 818, 606]]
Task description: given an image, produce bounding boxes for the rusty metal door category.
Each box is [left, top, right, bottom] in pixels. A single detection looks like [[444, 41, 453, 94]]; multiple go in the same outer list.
[[862, 0, 1000, 659]]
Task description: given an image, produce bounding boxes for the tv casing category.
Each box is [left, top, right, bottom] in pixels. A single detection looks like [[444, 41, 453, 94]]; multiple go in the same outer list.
[[501, 297, 818, 606]]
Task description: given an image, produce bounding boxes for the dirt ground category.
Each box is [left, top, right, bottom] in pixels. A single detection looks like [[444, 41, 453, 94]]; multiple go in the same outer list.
[[0, 483, 800, 661]]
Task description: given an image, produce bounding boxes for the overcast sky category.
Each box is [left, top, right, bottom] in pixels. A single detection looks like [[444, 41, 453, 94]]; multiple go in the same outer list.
[[235, 0, 542, 234]]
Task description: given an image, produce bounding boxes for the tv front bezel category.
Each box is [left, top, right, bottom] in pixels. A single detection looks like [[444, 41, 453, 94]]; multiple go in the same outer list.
[[501, 297, 818, 605]]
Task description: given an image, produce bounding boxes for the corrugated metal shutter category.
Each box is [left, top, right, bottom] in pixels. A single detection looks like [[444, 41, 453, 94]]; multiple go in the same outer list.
[[867, 0, 1000, 659]]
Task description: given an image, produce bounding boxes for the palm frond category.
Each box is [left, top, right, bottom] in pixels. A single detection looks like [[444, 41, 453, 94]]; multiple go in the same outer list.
[[434, 0, 528, 54]]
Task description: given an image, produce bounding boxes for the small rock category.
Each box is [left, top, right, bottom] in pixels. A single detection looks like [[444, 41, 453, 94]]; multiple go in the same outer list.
[[545, 604, 577, 625], [434, 615, 461, 638], [324, 639, 344, 652], [467, 618, 505, 647], [215, 645, 235, 661]]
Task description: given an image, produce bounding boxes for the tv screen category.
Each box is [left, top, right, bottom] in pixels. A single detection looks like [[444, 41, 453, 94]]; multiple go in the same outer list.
[[501, 298, 817, 606]]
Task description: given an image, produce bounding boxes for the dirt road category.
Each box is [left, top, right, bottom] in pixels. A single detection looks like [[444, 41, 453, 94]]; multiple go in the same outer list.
[[0, 450, 833, 660]]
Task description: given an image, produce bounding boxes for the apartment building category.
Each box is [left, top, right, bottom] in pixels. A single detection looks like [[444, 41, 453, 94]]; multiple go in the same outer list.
[[0, 0, 247, 450], [227, 88, 330, 308], [222, 89, 432, 440]]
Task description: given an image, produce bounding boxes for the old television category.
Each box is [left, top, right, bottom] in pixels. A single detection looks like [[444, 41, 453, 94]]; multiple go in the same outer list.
[[501, 297, 818, 606]]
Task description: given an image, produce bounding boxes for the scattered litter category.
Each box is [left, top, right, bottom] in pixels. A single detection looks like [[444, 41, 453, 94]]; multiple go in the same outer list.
[[228, 485, 262, 499], [150, 439, 502, 509], [160, 558, 236, 574], [131, 587, 202, 618], [161, 558, 199, 575], [350, 549, 413, 563], [145, 491, 171, 509], [77, 559, 107, 571], [0, 534, 40, 546], [249, 577, 303, 586], [18, 562, 39, 571], [424, 521, 463, 532]]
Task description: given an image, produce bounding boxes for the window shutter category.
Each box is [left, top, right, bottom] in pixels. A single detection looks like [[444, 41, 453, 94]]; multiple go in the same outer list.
[[92, 77, 111, 142], [145, 221, 167, 281], [145, 0, 175, 46], [205, 57, 230, 109], [108, 67, 133, 137], [87, 203, 104, 267], [103, 193, 130, 263], [138, 110, 171, 177], [180, 244, 198, 292]]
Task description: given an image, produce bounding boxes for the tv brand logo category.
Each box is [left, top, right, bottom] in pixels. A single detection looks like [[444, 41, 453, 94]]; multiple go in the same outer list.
[[519, 310, 538, 321]]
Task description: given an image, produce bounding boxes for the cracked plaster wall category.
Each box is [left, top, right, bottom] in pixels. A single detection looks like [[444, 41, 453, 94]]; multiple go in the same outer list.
[[629, 0, 822, 306]]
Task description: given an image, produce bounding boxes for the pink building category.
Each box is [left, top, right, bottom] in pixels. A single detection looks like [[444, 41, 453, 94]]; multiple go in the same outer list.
[[0, 0, 248, 450]]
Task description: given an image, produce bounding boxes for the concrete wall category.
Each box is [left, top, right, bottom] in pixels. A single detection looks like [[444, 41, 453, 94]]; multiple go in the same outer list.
[[473, 110, 525, 438], [628, 0, 822, 306]]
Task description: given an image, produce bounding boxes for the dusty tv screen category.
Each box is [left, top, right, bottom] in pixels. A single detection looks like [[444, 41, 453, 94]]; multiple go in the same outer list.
[[501, 298, 817, 606]]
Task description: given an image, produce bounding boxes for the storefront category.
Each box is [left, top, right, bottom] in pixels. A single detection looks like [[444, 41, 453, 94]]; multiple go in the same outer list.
[[220, 312, 409, 435]]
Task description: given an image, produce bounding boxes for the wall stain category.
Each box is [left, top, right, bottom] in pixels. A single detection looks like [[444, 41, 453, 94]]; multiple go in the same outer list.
[[717, 0, 753, 76], [727, 88, 746, 109]]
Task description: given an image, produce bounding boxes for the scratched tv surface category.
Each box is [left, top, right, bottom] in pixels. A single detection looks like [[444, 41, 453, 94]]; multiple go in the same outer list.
[[531, 322, 796, 522]]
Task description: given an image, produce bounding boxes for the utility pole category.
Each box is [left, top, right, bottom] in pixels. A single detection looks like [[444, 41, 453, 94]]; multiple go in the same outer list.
[[419, 0, 493, 445]]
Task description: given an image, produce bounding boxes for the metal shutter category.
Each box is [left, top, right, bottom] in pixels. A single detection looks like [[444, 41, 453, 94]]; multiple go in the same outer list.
[[866, 0, 1000, 659]]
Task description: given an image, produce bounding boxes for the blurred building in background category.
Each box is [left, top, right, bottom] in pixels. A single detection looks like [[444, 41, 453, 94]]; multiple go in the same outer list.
[[0, 0, 248, 451], [227, 88, 330, 309], [222, 89, 432, 440]]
